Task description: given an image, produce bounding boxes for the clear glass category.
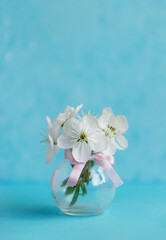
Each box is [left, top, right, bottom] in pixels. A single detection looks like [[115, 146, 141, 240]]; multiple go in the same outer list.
[[51, 159, 116, 216]]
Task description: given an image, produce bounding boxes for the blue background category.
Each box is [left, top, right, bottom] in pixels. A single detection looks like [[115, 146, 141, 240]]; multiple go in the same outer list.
[[0, 1, 166, 239]]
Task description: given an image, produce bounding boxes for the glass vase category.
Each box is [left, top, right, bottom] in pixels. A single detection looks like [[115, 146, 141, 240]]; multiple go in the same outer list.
[[51, 159, 116, 216]]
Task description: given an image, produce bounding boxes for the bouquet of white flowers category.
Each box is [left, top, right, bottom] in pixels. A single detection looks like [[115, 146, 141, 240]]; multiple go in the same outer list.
[[41, 104, 128, 207]]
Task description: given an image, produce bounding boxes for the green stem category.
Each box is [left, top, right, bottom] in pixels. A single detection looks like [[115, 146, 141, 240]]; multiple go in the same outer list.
[[61, 160, 95, 206], [69, 182, 80, 206]]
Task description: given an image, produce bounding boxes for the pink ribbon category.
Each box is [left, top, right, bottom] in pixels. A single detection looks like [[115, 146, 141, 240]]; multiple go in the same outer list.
[[65, 149, 123, 188]]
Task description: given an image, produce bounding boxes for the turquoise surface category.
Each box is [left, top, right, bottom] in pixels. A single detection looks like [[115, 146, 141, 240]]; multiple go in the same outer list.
[[0, 182, 165, 240]]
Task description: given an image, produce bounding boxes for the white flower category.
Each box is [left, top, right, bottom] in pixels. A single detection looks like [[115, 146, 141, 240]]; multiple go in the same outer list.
[[57, 115, 107, 163], [45, 116, 61, 164], [54, 104, 83, 126], [98, 108, 128, 156]]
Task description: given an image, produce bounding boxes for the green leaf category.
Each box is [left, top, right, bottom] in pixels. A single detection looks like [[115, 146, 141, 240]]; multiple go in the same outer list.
[[88, 160, 95, 170], [65, 160, 95, 206], [60, 178, 68, 187], [65, 187, 75, 196], [80, 181, 87, 195], [69, 185, 80, 206], [85, 172, 90, 185]]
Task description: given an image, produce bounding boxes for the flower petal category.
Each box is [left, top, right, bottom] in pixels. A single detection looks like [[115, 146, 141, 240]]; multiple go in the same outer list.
[[81, 115, 99, 134], [72, 141, 91, 163], [113, 115, 128, 133], [53, 145, 60, 154], [98, 111, 115, 130], [50, 125, 62, 142], [116, 135, 128, 148], [46, 145, 59, 164], [63, 118, 81, 136], [65, 106, 75, 114], [48, 134, 54, 146], [46, 116, 52, 128], [103, 107, 113, 115], [98, 114, 110, 129], [75, 104, 83, 114], [103, 138, 117, 156], [57, 134, 75, 149], [89, 132, 108, 152], [55, 112, 68, 125]]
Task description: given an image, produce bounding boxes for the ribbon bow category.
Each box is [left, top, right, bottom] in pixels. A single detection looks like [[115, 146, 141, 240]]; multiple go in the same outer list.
[[64, 149, 123, 188]]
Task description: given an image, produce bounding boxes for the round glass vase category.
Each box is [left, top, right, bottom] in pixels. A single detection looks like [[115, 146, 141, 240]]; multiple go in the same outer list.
[[51, 159, 116, 216]]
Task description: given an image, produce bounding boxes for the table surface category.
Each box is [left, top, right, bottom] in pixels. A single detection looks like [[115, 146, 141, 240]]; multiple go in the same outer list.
[[0, 182, 165, 240]]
